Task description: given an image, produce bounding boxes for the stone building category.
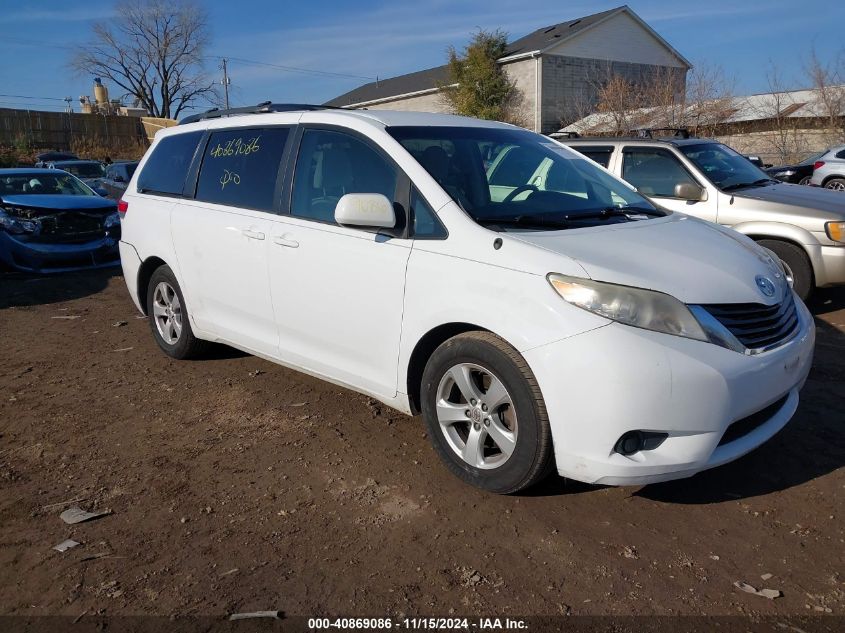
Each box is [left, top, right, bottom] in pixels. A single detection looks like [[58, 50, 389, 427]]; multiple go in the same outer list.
[[325, 5, 691, 135]]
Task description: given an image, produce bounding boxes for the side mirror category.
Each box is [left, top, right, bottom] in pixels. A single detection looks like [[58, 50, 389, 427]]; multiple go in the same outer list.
[[94, 187, 110, 197], [674, 182, 707, 202], [335, 193, 395, 228]]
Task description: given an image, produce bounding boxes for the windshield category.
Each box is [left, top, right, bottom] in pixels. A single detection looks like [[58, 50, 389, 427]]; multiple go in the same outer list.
[[0, 173, 96, 196], [679, 143, 773, 191], [388, 126, 661, 231], [56, 162, 105, 178]]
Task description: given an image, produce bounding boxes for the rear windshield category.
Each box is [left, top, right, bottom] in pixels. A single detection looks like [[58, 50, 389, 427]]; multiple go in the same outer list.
[[137, 131, 203, 196], [57, 162, 105, 178]]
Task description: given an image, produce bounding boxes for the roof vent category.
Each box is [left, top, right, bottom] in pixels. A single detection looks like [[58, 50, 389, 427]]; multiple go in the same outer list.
[[543, 26, 556, 33], [568, 19, 581, 28]]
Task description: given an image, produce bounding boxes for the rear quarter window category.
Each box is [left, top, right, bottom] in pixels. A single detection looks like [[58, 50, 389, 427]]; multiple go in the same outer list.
[[570, 146, 615, 168], [137, 131, 203, 196]]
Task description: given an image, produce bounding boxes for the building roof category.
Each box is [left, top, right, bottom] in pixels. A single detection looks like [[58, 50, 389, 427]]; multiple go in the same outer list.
[[557, 86, 845, 135], [326, 5, 689, 108], [325, 65, 450, 108], [501, 6, 622, 58]]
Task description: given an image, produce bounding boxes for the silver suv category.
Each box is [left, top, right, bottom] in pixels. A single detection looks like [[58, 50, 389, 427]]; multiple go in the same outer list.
[[809, 144, 845, 191], [557, 134, 845, 300]]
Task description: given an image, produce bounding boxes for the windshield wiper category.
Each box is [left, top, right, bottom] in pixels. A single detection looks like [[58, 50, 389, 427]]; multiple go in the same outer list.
[[722, 178, 777, 192], [570, 206, 664, 220]]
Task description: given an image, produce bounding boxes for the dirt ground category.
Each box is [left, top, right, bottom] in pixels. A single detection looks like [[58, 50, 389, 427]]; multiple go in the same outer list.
[[0, 269, 843, 622]]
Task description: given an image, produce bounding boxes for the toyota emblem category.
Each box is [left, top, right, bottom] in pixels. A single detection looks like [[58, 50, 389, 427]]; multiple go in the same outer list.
[[755, 275, 776, 298]]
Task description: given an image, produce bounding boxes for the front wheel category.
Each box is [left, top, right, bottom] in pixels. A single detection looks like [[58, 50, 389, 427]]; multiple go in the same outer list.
[[420, 332, 554, 494], [798, 176, 811, 186], [756, 239, 814, 302]]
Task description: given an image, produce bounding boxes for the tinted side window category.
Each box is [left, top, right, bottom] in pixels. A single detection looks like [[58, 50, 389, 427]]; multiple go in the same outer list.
[[195, 127, 289, 211], [622, 148, 698, 197], [291, 129, 396, 223], [836, 149, 845, 159], [137, 131, 203, 195], [572, 146, 614, 168], [411, 188, 447, 238]]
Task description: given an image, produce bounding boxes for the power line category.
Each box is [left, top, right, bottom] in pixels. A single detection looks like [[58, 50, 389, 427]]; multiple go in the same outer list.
[[209, 55, 375, 82], [0, 93, 69, 102]]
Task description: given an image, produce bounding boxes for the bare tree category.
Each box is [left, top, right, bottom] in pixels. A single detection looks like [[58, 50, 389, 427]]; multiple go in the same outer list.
[[755, 64, 807, 164], [682, 63, 735, 134], [72, 0, 218, 119], [806, 47, 845, 143]]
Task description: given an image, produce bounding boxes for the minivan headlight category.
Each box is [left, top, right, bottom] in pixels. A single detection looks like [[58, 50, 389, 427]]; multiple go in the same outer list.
[[547, 274, 708, 342]]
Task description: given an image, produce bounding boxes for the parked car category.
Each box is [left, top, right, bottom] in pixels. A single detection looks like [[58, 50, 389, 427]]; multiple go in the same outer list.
[[765, 150, 827, 185], [100, 161, 139, 199], [44, 160, 107, 190], [744, 155, 767, 169], [809, 145, 845, 191], [560, 135, 845, 300], [34, 150, 78, 167], [0, 169, 120, 272], [119, 104, 814, 494]]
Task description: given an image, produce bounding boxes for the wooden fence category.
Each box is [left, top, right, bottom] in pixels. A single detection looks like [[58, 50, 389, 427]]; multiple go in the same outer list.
[[0, 108, 147, 150]]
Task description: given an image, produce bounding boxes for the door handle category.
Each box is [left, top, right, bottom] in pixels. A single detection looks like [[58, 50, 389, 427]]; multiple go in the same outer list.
[[272, 235, 299, 248], [242, 228, 265, 240]]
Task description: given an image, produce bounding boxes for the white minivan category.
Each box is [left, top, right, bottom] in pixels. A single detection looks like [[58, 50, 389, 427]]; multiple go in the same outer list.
[[118, 104, 815, 493]]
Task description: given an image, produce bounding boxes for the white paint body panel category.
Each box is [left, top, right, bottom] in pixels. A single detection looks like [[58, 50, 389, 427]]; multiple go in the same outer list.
[[120, 109, 816, 486]]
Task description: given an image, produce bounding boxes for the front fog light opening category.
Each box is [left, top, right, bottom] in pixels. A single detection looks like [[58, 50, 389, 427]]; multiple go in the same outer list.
[[614, 431, 668, 456]]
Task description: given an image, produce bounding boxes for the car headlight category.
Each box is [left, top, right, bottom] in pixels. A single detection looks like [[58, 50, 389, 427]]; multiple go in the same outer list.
[[775, 170, 795, 177], [0, 207, 40, 235], [826, 221, 845, 244], [103, 211, 121, 228], [547, 273, 709, 342]]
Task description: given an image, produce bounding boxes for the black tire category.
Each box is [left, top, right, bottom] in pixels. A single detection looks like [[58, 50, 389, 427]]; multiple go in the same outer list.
[[145, 265, 209, 359], [420, 331, 554, 494], [756, 239, 814, 301], [798, 176, 811, 186], [824, 177, 845, 192]]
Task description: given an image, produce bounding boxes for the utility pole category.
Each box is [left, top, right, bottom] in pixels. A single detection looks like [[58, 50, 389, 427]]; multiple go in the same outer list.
[[221, 58, 230, 109]]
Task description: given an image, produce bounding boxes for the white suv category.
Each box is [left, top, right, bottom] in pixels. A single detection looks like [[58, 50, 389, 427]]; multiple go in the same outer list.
[[119, 104, 815, 493]]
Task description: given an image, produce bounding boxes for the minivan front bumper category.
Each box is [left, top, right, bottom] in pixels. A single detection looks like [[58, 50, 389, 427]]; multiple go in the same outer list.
[[523, 297, 815, 486]]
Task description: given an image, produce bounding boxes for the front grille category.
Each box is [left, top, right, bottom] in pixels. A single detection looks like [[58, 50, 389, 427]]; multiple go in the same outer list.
[[28, 211, 113, 244], [718, 394, 790, 446], [700, 293, 799, 351]]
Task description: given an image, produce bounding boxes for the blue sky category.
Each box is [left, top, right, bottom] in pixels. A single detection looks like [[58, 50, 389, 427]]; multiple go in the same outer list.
[[1, 0, 844, 116]]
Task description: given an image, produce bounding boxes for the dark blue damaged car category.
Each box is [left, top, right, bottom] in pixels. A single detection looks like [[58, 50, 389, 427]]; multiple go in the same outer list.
[[0, 169, 120, 272]]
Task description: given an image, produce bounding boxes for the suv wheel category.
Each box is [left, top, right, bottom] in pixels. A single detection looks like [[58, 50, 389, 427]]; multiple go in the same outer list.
[[756, 239, 813, 301], [824, 177, 845, 191], [146, 265, 209, 359], [420, 332, 554, 494]]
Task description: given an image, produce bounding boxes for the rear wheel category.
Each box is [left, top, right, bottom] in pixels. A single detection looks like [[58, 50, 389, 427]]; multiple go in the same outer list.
[[146, 265, 209, 359], [420, 331, 554, 494], [824, 177, 845, 191], [756, 239, 813, 301]]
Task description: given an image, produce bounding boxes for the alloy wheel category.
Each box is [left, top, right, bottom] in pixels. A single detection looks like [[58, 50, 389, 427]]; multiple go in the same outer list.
[[152, 281, 183, 345], [435, 363, 517, 469]]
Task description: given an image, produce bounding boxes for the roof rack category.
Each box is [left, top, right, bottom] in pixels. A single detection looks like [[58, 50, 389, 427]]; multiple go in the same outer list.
[[178, 102, 345, 125], [630, 127, 692, 139]]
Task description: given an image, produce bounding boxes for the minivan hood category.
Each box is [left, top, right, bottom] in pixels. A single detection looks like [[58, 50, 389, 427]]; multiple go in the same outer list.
[[732, 182, 845, 219], [510, 215, 785, 304]]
